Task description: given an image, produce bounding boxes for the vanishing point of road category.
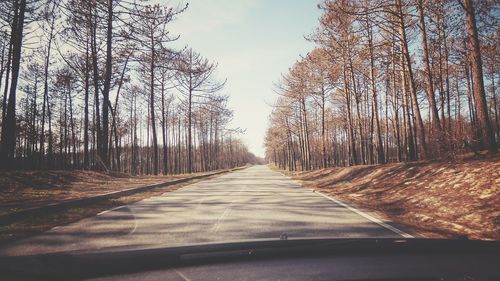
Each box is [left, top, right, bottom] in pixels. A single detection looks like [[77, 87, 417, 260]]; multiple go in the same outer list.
[[0, 165, 411, 256]]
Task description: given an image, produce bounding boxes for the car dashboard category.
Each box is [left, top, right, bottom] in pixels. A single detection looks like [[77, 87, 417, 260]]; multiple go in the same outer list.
[[1, 238, 499, 281]]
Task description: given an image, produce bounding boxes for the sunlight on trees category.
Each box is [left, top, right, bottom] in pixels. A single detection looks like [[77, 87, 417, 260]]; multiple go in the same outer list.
[[0, 0, 256, 173], [265, 0, 498, 171]]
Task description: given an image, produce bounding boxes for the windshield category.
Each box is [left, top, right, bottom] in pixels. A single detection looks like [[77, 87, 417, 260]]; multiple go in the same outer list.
[[0, 0, 499, 258]]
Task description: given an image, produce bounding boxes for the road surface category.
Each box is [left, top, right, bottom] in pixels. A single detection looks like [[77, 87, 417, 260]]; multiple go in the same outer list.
[[0, 165, 409, 256]]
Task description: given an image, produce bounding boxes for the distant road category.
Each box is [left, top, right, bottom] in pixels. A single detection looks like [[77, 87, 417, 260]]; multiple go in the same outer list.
[[0, 165, 409, 256]]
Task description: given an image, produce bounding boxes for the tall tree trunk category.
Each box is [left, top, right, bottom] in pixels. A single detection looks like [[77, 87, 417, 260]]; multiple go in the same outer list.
[[68, 82, 77, 168], [101, 0, 113, 166], [187, 70, 193, 173], [301, 97, 311, 170], [463, 0, 497, 153], [342, 62, 358, 165], [83, 32, 90, 169], [39, 26, 55, 168], [395, 0, 427, 159], [1, 0, 26, 168], [110, 52, 130, 172], [490, 66, 499, 141], [1, 28, 13, 124], [321, 87, 327, 168], [366, 14, 385, 164], [90, 5, 101, 167], [400, 49, 417, 161], [348, 52, 364, 165], [161, 79, 168, 175], [416, 0, 441, 131]]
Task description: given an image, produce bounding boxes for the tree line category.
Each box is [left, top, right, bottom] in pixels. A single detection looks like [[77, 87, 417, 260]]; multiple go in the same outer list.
[[0, 0, 256, 174], [265, 0, 498, 171]]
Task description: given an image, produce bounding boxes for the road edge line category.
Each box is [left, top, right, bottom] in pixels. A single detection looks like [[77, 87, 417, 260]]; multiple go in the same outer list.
[[313, 190, 414, 238], [274, 169, 414, 238]]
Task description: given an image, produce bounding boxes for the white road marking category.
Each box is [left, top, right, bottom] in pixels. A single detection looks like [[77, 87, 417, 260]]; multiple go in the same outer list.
[[210, 202, 234, 233], [277, 171, 414, 238], [175, 269, 192, 281], [210, 185, 245, 233], [96, 205, 138, 234], [314, 191, 414, 238], [97, 205, 126, 216], [127, 211, 138, 235]]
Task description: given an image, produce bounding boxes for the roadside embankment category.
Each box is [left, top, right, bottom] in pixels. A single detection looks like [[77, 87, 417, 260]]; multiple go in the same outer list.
[[281, 157, 499, 240]]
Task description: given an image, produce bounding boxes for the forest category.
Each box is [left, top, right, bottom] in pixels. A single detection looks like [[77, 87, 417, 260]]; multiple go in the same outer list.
[[265, 0, 499, 170], [0, 0, 256, 174]]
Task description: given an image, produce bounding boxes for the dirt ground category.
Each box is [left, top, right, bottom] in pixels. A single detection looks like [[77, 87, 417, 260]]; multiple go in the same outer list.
[[0, 170, 210, 216], [0, 171, 227, 245], [282, 156, 500, 240]]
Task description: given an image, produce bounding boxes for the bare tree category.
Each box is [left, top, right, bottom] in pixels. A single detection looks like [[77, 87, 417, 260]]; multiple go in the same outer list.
[[461, 0, 497, 153], [128, 3, 185, 175], [176, 48, 226, 173]]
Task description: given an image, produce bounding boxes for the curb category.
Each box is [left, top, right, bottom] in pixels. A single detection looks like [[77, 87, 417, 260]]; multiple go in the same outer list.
[[0, 166, 247, 226]]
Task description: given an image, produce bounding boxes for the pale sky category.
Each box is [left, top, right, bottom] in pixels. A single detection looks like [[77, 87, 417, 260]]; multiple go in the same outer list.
[[170, 0, 321, 158]]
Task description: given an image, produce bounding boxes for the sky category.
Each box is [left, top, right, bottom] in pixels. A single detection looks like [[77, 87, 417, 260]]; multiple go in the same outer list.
[[170, 0, 321, 158]]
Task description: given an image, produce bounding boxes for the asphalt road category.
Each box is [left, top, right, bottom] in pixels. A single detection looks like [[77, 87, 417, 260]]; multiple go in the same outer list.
[[0, 165, 409, 256]]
